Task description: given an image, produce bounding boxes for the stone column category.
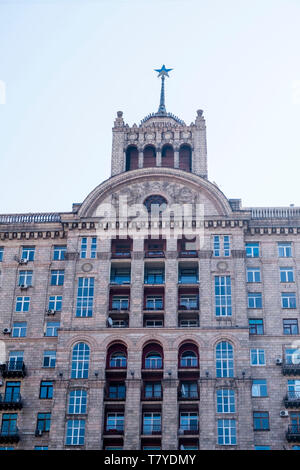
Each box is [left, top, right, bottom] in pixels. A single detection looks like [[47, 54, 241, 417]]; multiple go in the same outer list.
[[162, 376, 178, 450], [130, 238, 144, 328], [156, 148, 162, 167], [174, 148, 180, 169], [138, 149, 144, 169], [165, 238, 178, 328]]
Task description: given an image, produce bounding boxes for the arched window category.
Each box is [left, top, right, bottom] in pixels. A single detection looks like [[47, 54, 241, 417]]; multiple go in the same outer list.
[[107, 343, 127, 369], [145, 352, 162, 369], [178, 343, 199, 368], [216, 342, 234, 378], [143, 145, 156, 168], [179, 144, 192, 172], [125, 146, 138, 171], [71, 342, 90, 379], [161, 144, 174, 168], [143, 195, 167, 214]]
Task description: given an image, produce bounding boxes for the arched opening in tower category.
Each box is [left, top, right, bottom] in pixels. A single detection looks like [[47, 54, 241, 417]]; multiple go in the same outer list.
[[143, 145, 156, 168], [125, 146, 139, 171], [161, 144, 174, 168], [179, 144, 192, 172]]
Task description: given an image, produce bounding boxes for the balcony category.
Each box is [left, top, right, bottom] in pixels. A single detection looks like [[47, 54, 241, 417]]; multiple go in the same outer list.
[[178, 251, 198, 259], [284, 392, 300, 408], [178, 389, 199, 401], [178, 426, 199, 436], [0, 393, 22, 410], [142, 390, 163, 402], [0, 429, 20, 443], [0, 361, 26, 378], [282, 362, 300, 376], [286, 425, 300, 442], [145, 250, 165, 258], [104, 426, 124, 436], [142, 425, 161, 436], [111, 251, 131, 259]]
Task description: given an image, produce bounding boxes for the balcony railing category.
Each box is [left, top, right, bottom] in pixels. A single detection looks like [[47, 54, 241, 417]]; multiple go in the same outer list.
[[282, 362, 300, 376], [142, 425, 161, 435], [178, 251, 198, 258], [0, 393, 22, 410], [286, 425, 300, 442], [249, 207, 300, 219], [0, 361, 26, 378], [111, 251, 131, 259], [145, 250, 165, 258], [284, 392, 300, 408], [105, 426, 124, 435], [179, 426, 199, 435], [0, 429, 20, 443], [0, 213, 61, 224], [178, 390, 199, 401]]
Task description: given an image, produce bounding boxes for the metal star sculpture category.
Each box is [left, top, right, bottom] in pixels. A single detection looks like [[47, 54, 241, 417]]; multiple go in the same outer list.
[[154, 64, 173, 78], [154, 65, 173, 113]]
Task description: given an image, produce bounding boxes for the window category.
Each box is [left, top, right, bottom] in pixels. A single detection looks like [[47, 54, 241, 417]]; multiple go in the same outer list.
[[36, 413, 51, 432], [281, 292, 297, 309], [66, 419, 85, 445], [180, 351, 198, 368], [255, 446, 270, 450], [15, 296, 30, 312], [18, 270, 33, 287], [285, 348, 300, 365], [48, 295, 62, 312], [145, 295, 163, 310], [288, 380, 300, 400], [179, 412, 199, 432], [249, 319, 264, 335], [12, 322, 27, 338], [178, 267, 198, 284], [252, 379, 268, 397], [248, 292, 262, 309], [145, 319, 163, 328], [0, 247, 3, 262], [80, 237, 97, 259], [217, 419, 236, 445], [179, 382, 198, 399], [107, 383, 126, 400], [53, 245, 67, 261], [45, 321, 60, 337], [278, 242, 292, 258], [143, 413, 161, 435], [213, 235, 230, 257], [144, 382, 162, 399], [216, 342, 234, 378], [8, 351, 23, 371], [39, 381, 53, 399], [110, 267, 131, 284], [21, 246, 35, 262], [111, 295, 129, 311], [245, 243, 259, 258], [1, 414, 18, 436], [43, 351, 56, 368], [215, 276, 232, 317], [145, 352, 162, 369], [144, 267, 164, 284], [216, 389, 235, 413], [280, 267, 294, 283], [250, 349, 266, 366], [179, 294, 198, 310], [253, 412, 269, 430], [180, 319, 199, 328], [106, 413, 124, 432], [68, 390, 87, 414], [50, 270, 64, 286], [109, 352, 127, 369], [34, 447, 48, 450], [71, 343, 90, 379], [246, 268, 261, 283], [4, 382, 21, 403], [76, 277, 94, 317], [283, 319, 299, 335]]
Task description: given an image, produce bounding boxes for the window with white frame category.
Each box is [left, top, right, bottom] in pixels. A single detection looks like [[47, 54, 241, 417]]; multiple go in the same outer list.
[[106, 413, 124, 432], [245, 243, 259, 258], [180, 319, 199, 328], [217, 419, 236, 445], [21, 246, 35, 262], [43, 351, 56, 368], [53, 245, 67, 261], [143, 412, 161, 434], [68, 390, 87, 414], [12, 322, 27, 338], [215, 276, 232, 316], [248, 292, 262, 309], [80, 237, 97, 259], [280, 267, 294, 283], [281, 292, 297, 309], [50, 270, 64, 286], [45, 321, 60, 337], [111, 295, 129, 310], [216, 342, 234, 378], [71, 343, 90, 379], [216, 389, 235, 413], [179, 412, 199, 432], [65, 419, 85, 446], [48, 295, 62, 312], [76, 278, 94, 317], [213, 235, 230, 257], [250, 349, 266, 366], [246, 268, 261, 283], [288, 380, 300, 399], [18, 270, 33, 287], [252, 379, 268, 397], [15, 296, 30, 312], [145, 319, 163, 328], [8, 351, 24, 370], [278, 242, 292, 258]]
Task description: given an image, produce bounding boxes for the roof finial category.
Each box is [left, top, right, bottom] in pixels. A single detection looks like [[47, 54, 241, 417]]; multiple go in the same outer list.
[[154, 64, 173, 114]]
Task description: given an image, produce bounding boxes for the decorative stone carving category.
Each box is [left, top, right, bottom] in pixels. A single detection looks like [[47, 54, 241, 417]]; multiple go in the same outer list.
[[81, 263, 93, 272]]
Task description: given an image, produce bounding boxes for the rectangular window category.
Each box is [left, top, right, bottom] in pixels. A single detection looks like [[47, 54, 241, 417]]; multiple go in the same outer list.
[[111, 295, 129, 310], [145, 296, 163, 310], [180, 382, 198, 399], [8, 351, 24, 371], [39, 381, 53, 399], [12, 322, 27, 338], [215, 276, 232, 317], [80, 237, 97, 259], [287, 380, 300, 399], [246, 268, 261, 283], [280, 267, 294, 283], [252, 379, 268, 397], [107, 383, 126, 400], [278, 242, 292, 258], [255, 446, 270, 450], [1, 414, 18, 436], [45, 321, 60, 337], [68, 390, 87, 414], [21, 246, 35, 262], [80, 238, 88, 259], [144, 267, 164, 284], [4, 382, 21, 402], [281, 292, 297, 308], [216, 389, 236, 413], [90, 237, 97, 259], [213, 235, 231, 257], [143, 413, 161, 435], [53, 245, 67, 261], [178, 267, 198, 284], [50, 270, 64, 286], [253, 412, 269, 430], [217, 419, 236, 445], [0, 247, 3, 262], [144, 383, 162, 399], [248, 292, 262, 309], [48, 295, 62, 312], [145, 319, 163, 328], [76, 277, 94, 317], [18, 270, 33, 287], [15, 296, 30, 312], [283, 319, 299, 335], [180, 319, 199, 328], [43, 351, 56, 368], [285, 348, 300, 365], [65, 419, 85, 446], [106, 413, 124, 432], [179, 412, 199, 432], [179, 295, 198, 310], [249, 319, 264, 335], [110, 268, 131, 285], [245, 243, 259, 258], [36, 413, 51, 432], [250, 349, 266, 366]]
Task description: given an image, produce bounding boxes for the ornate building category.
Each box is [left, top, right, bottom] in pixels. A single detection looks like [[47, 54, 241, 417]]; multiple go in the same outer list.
[[0, 66, 300, 450]]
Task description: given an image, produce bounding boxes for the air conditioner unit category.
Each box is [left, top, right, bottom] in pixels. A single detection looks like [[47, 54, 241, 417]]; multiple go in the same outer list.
[[3, 328, 11, 335], [35, 429, 43, 437], [276, 357, 283, 365], [47, 309, 56, 315], [19, 258, 28, 265], [20, 284, 28, 290], [280, 410, 289, 417]]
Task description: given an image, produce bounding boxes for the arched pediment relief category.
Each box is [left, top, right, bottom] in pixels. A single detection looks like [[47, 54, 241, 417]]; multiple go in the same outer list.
[[78, 168, 233, 218]]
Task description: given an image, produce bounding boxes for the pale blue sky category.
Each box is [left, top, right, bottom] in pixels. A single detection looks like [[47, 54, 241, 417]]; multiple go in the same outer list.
[[0, 0, 300, 213]]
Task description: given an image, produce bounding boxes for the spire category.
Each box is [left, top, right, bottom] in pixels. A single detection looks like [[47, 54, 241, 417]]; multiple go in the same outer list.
[[154, 65, 173, 114]]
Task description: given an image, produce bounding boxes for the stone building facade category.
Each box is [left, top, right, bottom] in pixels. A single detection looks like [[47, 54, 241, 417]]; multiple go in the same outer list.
[[0, 72, 300, 450]]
